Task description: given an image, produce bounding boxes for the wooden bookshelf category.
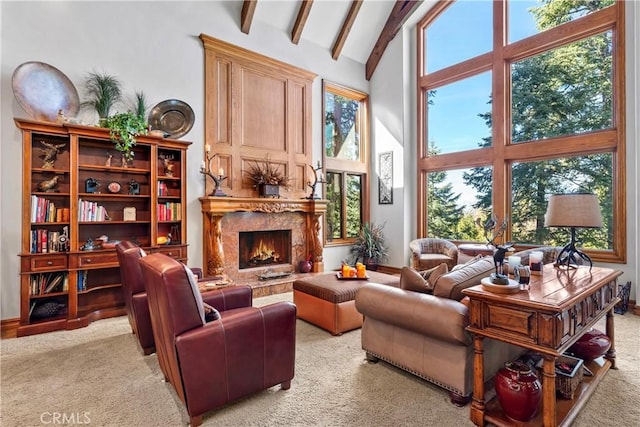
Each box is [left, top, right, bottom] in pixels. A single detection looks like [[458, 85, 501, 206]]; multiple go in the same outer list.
[[16, 118, 191, 336]]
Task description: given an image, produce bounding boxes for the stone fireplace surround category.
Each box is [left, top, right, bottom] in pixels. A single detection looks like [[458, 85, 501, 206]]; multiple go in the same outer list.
[[199, 197, 327, 296]]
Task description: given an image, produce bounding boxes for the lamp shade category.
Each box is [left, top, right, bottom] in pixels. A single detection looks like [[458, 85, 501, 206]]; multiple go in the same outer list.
[[544, 193, 603, 228]]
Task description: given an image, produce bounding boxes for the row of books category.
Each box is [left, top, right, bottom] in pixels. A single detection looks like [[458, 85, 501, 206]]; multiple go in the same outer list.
[[30, 195, 70, 223], [157, 181, 177, 197], [77, 270, 88, 291], [29, 272, 68, 295], [157, 202, 181, 221], [30, 228, 69, 253], [78, 199, 108, 222]]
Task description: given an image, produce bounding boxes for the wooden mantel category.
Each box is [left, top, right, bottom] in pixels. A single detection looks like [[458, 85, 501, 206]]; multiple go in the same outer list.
[[199, 197, 328, 277]]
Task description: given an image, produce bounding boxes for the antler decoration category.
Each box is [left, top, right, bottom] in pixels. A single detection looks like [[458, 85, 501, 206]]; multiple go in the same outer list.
[[306, 161, 326, 200], [481, 214, 513, 279], [200, 150, 227, 197]]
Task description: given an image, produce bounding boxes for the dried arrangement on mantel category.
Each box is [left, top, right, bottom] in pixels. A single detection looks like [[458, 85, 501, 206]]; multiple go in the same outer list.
[[244, 156, 290, 198]]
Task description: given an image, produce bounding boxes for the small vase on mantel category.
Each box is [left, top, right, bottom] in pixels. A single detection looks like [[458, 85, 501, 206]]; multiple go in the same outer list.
[[495, 360, 542, 422]]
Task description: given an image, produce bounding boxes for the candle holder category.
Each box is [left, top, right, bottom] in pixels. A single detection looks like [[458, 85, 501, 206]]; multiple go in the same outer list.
[[306, 161, 326, 200], [200, 151, 228, 197]]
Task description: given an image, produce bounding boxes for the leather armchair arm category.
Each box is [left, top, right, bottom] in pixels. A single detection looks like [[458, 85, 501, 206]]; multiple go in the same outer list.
[[174, 302, 296, 416], [201, 285, 252, 312], [355, 283, 471, 346]]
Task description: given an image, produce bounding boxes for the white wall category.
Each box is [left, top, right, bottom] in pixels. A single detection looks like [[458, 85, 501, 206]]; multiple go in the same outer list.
[[0, 1, 368, 320]]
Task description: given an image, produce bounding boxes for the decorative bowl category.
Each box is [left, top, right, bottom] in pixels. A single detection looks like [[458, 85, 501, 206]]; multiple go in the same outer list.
[[569, 328, 611, 360]]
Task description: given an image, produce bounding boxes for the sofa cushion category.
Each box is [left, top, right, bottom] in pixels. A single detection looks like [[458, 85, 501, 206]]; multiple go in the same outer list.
[[451, 254, 483, 271], [399, 264, 448, 294], [433, 256, 494, 300], [419, 262, 448, 283]]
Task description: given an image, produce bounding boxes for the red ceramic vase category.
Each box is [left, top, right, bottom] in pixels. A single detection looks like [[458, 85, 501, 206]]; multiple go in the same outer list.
[[495, 361, 542, 422], [298, 260, 312, 273], [569, 328, 611, 360]]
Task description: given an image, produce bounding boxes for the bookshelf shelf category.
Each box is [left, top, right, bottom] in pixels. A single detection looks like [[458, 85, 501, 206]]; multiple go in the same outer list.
[[16, 118, 191, 337]]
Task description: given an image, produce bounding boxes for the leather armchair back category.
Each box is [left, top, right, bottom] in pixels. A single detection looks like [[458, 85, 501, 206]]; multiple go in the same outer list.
[[115, 241, 155, 355], [139, 252, 297, 427]]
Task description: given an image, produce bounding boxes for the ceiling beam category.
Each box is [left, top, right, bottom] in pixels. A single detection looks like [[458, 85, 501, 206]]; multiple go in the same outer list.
[[241, 0, 258, 34], [331, 0, 363, 60], [292, 0, 314, 45], [365, 0, 423, 80]]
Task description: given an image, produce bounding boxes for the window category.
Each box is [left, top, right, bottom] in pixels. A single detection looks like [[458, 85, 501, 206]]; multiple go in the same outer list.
[[323, 81, 369, 244], [417, 1, 625, 263]]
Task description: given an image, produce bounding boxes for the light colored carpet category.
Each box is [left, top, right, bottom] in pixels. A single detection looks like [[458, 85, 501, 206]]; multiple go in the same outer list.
[[1, 292, 638, 426]]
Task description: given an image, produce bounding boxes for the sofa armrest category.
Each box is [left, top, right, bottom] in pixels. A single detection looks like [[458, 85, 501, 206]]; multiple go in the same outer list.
[[355, 283, 471, 346], [201, 285, 252, 312]]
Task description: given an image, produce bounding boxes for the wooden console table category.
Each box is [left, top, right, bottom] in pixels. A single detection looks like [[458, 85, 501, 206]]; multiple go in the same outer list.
[[463, 265, 621, 427]]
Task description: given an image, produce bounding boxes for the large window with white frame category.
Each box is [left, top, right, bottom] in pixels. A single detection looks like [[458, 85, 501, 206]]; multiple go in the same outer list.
[[417, 0, 625, 263], [323, 80, 369, 245]]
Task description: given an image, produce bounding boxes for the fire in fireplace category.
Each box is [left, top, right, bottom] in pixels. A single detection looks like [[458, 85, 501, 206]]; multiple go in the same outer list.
[[239, 230, 292, 269]]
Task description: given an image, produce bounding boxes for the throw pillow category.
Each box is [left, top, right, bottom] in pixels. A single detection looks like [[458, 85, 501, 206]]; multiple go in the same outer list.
[[420, 262, 449, 288], [400, 266, 431, 294], [183, 264, 206, 325], [432, 256, 494, 300], [451, 254, 483, 271]]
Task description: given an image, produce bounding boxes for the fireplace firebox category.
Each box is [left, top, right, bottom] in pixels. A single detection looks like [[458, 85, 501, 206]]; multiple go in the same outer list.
[[239, 230, 292, 269]]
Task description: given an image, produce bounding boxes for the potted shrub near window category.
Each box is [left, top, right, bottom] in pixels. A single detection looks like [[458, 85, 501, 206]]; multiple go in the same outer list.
[[350, 222, 389, 270]]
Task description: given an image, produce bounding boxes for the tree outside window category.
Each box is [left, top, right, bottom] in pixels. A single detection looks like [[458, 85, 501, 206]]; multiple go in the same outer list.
[[417, 0, 625, 263], [323, 81, 369, 245]]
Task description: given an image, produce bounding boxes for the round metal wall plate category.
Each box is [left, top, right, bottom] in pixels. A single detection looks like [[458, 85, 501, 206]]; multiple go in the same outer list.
[[148, 99, 194, 139]]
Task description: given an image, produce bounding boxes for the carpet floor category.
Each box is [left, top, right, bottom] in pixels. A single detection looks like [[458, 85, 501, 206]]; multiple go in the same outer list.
[[1, 292, 638, 426]]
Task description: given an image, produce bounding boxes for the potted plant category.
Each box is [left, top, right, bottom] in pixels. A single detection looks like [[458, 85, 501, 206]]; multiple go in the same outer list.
[[129, 90, 151, 120], [81, 71, 123, 123], [103, 112, 149, 164], [244, 156, 290, 197], [350, 221, 389, 270]]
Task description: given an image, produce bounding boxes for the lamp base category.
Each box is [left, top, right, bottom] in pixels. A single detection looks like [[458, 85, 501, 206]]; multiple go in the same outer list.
[[555, 227, 593, 270]]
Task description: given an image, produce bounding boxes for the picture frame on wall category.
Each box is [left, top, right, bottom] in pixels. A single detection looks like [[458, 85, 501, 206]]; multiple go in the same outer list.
[[378, 151, 393, 205]]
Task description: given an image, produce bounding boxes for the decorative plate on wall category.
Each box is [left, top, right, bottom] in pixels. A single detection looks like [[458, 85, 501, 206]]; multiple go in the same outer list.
[[148, 99, 194, 139], [12, 61, 80, 122]]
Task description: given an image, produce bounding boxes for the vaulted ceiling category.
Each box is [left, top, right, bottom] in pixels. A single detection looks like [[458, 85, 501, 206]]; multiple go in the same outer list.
[[236, 0, 427, 80]]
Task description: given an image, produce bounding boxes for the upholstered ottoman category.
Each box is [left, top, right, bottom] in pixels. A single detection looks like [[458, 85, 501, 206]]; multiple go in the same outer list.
[[293, 271, 399, 335]]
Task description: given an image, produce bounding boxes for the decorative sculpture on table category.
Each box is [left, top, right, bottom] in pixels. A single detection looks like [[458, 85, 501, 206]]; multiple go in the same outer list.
[[483, 214, 513, 285], [306, 161, 326, 200], [39, 141, 66, 169], [200, 146, 227, 197]]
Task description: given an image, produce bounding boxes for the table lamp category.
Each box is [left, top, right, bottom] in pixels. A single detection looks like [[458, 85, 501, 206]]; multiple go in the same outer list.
[[544, 193, 603, 269]]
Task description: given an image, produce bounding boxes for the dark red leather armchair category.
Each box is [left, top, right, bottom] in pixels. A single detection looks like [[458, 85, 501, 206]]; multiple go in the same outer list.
[[115, 241, 253, 357], [139, 253, 296, 427]]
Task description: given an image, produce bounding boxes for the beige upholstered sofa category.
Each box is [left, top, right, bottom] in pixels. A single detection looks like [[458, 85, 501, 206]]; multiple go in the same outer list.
[[355, 255, 524, 405]]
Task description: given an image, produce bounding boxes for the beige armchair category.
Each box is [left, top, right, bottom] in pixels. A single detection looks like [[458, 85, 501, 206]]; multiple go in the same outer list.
[[409, 238, 458, 271]]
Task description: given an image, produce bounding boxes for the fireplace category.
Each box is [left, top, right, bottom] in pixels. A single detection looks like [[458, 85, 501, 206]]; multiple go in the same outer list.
[[200, 197, 328, 287], [239, 229, 291, 269]]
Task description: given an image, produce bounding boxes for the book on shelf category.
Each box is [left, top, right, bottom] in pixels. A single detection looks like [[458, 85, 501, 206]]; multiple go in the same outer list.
[[77, 270, 88, 291]]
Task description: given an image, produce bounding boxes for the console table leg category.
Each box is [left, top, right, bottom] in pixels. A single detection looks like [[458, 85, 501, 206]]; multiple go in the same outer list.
[[470, 335, 486, 426], [541, 355, 557, 427], [605, 307, 617, 369]]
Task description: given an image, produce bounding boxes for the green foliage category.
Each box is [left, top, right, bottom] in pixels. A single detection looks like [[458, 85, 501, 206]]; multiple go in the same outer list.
[[130, 91, 150, 120], [103, 112, 149, 161], [426, 0, 614, 250], [350, 222, 388, 264], [81, 71, 123, 119]]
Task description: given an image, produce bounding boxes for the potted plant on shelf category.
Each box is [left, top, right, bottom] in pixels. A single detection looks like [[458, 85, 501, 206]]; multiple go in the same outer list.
[[103, 112, 149, 165], [244, 156, 290, 198], [350, 221, 389, 271], [81, 71, 123, 124]]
